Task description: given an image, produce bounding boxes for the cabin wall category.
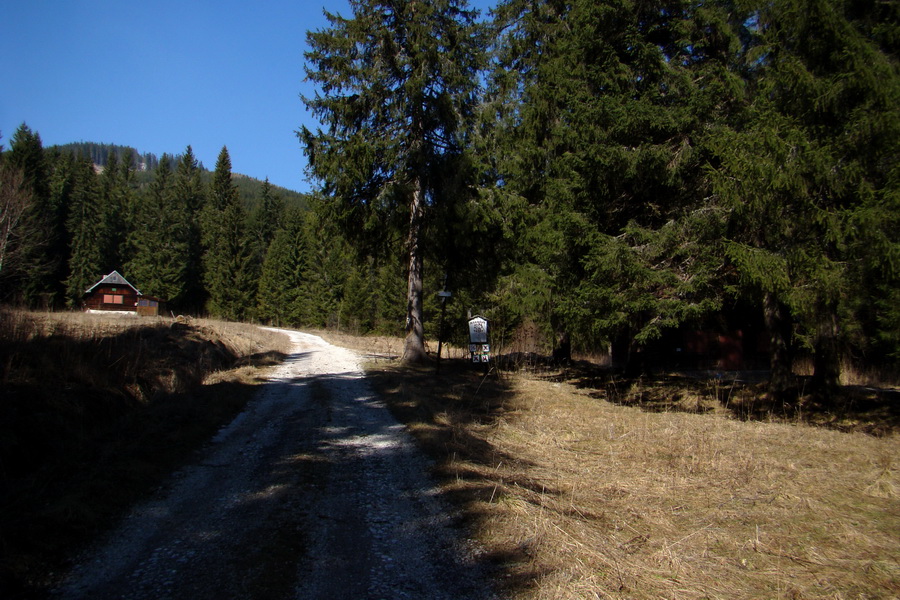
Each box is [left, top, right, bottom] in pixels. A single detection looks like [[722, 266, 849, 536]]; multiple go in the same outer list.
[[83, 285, 139, 312]]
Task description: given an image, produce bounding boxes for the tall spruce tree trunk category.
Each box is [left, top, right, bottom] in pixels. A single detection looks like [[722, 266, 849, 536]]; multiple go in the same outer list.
[[813, 307, 841, 400], [402, 177, 428, 363], [764, 291, 794, 400]]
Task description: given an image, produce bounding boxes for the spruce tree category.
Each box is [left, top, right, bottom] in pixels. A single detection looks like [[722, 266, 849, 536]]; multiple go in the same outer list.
[[301, 207, 350, 328], [0, 135, 46, 300], [374, 258, 407, 336], [301, 0, 485, 362], [6, 125, 49, 217], [5, 125, 65, 306], [248, 177, 284, 310], [97, 152, 135, 272], [0, 156, 36, 289], [173, 145, 206, 313], [201, 147, 254, 321], [64, 157, 103, 305], [256, 208, 307, 326], [707, 0, 900, 398], [484, 0, 747, 365], [339, 262, 376, 334], [126, 154, 189, 304], [252, 178, 283, 252]]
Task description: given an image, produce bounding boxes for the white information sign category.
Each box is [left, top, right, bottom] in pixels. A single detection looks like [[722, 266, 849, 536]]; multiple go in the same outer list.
[[468, 316, 488, 344], [468, 316, 490, 364]]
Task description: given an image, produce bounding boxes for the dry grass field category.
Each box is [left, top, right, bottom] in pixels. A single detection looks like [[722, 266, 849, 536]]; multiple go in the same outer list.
[[364, 357, 900, 600]]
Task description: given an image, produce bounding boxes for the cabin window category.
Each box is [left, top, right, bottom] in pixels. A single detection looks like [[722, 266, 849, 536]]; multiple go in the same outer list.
[[103, 294, 124, 304]]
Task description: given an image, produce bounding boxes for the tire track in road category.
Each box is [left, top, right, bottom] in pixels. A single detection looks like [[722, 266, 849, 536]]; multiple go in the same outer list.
[[55, 330, 495, 600]]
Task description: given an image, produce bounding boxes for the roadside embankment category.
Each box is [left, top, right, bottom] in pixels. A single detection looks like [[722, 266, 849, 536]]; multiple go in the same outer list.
[[0, 310, 290, 598]]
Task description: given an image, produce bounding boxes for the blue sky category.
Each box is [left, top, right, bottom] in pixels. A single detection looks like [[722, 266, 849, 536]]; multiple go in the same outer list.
[[0, 0, 495, 193]]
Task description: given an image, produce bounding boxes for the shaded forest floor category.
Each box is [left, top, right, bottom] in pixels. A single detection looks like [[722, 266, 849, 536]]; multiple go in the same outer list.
[[557, 362, 900, 437], [320, 328, 900, 437]]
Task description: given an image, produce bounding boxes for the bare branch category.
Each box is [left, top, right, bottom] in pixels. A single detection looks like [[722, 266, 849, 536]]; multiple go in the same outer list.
[[0, 166, 35, 278]]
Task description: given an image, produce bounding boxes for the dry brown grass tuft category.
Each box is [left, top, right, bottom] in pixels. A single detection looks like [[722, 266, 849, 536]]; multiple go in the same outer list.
[[367, 357, 900, 599], [1, 311, 292, 391], [314, 329, 407, 358]]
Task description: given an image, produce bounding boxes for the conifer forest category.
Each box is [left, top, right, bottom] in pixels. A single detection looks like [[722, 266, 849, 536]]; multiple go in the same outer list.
[[1, 0, 897, 397]]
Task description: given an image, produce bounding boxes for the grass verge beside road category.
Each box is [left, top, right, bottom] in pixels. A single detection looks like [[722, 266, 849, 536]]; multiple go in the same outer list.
[[367, 359, 900, 599]]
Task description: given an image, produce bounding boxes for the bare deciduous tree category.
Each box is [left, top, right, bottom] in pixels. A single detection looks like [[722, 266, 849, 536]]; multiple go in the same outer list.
[[0, 165, 35, 281]]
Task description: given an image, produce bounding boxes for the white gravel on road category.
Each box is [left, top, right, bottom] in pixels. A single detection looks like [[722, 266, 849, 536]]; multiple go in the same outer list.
[[54, 330, 496, 600]]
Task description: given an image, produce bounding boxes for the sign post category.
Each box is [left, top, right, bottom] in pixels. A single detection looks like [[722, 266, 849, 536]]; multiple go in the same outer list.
[[436, 288, 451, 372], [467, 315, 490, 366]]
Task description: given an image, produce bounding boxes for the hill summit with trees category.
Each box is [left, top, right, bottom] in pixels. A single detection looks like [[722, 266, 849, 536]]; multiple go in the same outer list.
[[52, 142, 163, 173], [50, 141, 307, 209]]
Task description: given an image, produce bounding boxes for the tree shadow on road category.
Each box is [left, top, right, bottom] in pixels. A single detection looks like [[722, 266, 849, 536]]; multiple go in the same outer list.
[[0, 323, 293, 599], [366, 359, 553, 597]]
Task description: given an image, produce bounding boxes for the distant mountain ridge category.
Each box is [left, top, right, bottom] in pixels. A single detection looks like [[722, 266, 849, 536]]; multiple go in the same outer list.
[[50, 141, 308, 209], [52, 142, 163, 172]]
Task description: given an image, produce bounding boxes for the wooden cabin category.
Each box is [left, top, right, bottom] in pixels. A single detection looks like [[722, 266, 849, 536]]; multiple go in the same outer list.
[[83, 271, 141, 313]]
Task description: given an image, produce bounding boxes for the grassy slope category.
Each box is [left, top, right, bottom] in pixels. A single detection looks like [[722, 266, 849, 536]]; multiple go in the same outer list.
[[0, 311, 291, 598]]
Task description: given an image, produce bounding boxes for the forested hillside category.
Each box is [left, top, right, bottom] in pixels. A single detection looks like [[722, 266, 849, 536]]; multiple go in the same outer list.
[[1, 0, 897, 400], [0, 132, 333, 322], [50, 141, 308, 211], [53, 142, 162, 172]]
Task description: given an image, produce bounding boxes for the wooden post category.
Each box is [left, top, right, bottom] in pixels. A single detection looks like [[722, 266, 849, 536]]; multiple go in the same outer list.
[[436, 277, 451, 373]]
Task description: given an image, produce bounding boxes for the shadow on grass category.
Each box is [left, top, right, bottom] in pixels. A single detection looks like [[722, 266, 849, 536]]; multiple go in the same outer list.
[[367, 359, 525, 464], [366, 358, 556, 597], [369, 352, 898, 597], [539, 358, 900, 436]]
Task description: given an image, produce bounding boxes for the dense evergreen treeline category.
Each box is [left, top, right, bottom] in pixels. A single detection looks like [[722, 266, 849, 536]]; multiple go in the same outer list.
[[300, 0, 898, 395], [0, 130, 365, 331], [1, 0, 897, 398]]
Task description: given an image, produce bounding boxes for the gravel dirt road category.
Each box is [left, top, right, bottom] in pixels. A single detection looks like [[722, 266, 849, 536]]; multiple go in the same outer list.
[[55, 330, 497, 600]]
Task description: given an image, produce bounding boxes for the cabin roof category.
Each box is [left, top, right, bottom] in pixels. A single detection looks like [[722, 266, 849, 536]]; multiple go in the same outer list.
[[84, 270, 142, 296]]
